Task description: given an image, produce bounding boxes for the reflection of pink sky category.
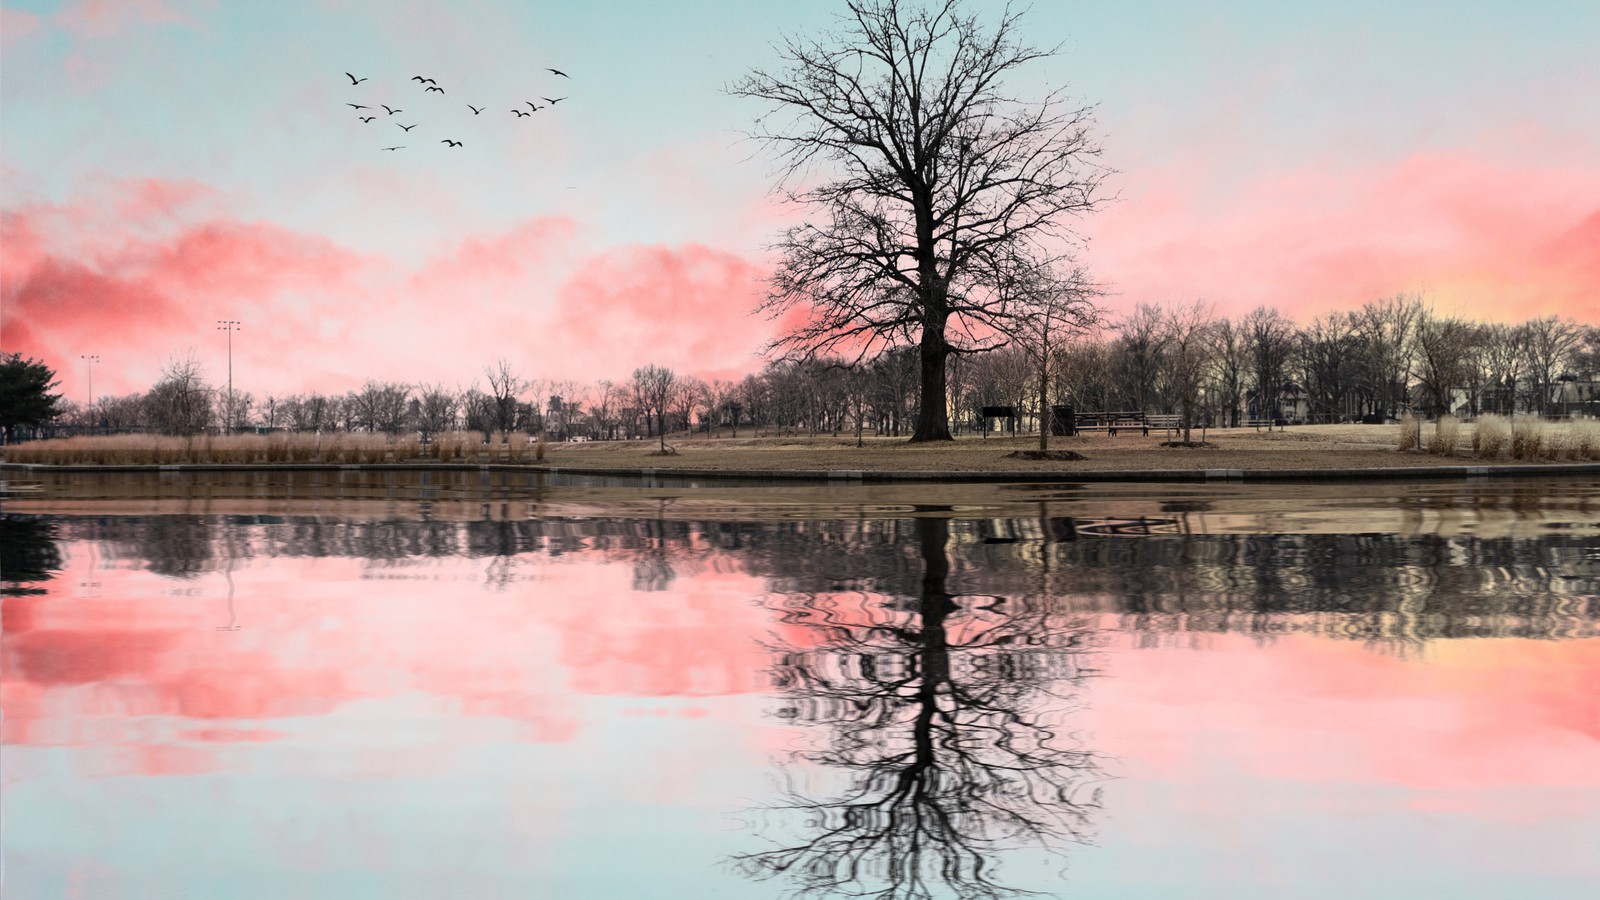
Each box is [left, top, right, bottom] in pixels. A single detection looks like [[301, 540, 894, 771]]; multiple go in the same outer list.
[[5, 542, 1598, 808], [2, 545, 776, 778], [1088, 632, 1600, 807]]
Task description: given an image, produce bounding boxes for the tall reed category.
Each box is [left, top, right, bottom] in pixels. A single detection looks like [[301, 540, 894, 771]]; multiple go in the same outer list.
[[1396, 413, 1422, 452], [1427, 415, 1460, 456], [1472, 414, 1510, 458]]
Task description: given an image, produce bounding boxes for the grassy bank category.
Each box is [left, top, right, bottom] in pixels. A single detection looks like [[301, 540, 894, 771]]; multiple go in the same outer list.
[[5, 423, 1599, 474]]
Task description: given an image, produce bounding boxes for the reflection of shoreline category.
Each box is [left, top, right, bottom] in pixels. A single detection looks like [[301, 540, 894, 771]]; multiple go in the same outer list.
[[7, 473, 1600, 539], [20, 511, 1595, 645]]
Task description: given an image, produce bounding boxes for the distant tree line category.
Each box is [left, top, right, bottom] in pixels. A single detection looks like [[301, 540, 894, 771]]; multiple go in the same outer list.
[[20, 298, 1596, 444]]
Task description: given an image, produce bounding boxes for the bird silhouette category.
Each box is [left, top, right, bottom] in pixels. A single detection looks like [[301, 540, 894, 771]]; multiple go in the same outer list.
[[547, 68, 569, 78], [441, 139, 463, 147], [468, 104, 483, 114], [382, 105, 402, 115], [525, 101, 542, 112], [359, 116, 376, 122], [425, 85, 444, 93], [347, 103, 370, 110], [411, 76, 436, 84], [398, 123, 418, 131], [345, 72, 368, 85], [541, 96, 566, 105], [382, 146, 404, 151], [512, 109, 529, 117]]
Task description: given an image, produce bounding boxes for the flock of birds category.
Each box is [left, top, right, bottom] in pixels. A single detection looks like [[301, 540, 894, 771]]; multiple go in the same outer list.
[[342, 69, 570, 152]]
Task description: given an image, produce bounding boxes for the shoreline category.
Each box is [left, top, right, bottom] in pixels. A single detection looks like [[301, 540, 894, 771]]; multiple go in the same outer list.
[[6, 459, 1599, 484]]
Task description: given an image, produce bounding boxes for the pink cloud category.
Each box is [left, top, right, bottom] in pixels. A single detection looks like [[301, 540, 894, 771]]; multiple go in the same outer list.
[[545, 242, 771, 382], [53, 0, 192, 39], [0, 6, 41, 46], [1087, 148, 1600, 323]]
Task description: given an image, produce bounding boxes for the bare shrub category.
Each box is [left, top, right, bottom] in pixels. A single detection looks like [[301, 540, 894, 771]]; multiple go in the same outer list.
[[1396, 413, 1421, 452], [1510, 418, 1544, 460], [1472, 414, 1509, 459], [1543, 424, 1569, 461], [1428, 415, 1460, 456], [1571, 418, 1600, 461], [535, 432, 548, 462], [394, 435, 421, 462]]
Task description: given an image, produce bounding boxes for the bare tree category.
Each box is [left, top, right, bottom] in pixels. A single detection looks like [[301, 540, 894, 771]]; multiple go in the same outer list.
[[1523, 315, 1580, 417], [1161, 300, 1214, 443], [1006, 260, 1101, 449], [734, 0, 1108, 442], [484, 359, 527, 438], [1243, 306, 1294, 426], [1413, 311, 1473, 417], [632, 364, 678, 453], [143, 354, 213, 436], [1112, 303, 1167, 413], [1357, 294, 1422, 419], [1208, 317, 1248, 427], [411, 384, 458, 439]]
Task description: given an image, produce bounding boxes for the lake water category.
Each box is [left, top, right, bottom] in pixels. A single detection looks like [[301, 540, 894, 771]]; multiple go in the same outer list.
[[3, 473, 1598, 899]]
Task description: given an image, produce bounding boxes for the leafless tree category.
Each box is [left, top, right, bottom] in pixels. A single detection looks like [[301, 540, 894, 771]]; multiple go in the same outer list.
[[1243, 306, 1294, 426], [734, 0, 1108, 442], [1207, 317, 1249, 427], [484, 359, 527, 438], [1113, 303, 1167, 413], [1006, 260, 1101, 448], [632, 364, 678, 453], [1297, 312, 1361, 423], [413, 384, 459, 439], [1161, 300, 1214, 443], [1357, 294, 1423, 419], [1523, 315, 1581, 417], [143, 354, 213, 436], [1413, 311, 1474, 417]]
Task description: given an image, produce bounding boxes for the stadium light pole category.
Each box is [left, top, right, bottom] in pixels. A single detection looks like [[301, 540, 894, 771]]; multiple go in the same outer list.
[[80, 354, 100, 433], [217, 320, 241, 434]]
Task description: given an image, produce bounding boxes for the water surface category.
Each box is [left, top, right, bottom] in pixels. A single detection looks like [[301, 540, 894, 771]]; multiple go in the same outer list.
[[4, 476, 1598, 898]]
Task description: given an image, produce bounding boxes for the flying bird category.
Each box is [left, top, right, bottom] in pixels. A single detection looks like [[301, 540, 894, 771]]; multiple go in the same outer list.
[[411, 76, 436, 84], [525, 101, 542, 112], [359, 116, 375, 123], [345, 72, 368, 85], [347, 103, 370, 110], [511, 109, 529, 117], [441, 139, 462, 147], [382, 105, 402, 115], [381, 146, 404, 151], [467, 104, 483, 114], [425, 85, 444, 93], [541, 96, 566, 105], [397, 123, 418, 131], [547, 68, 568, 78]]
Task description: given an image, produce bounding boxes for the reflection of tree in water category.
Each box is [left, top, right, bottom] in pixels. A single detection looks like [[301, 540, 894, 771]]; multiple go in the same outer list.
[[0, 515, 63, 596], [737, 516, 1100, 900]]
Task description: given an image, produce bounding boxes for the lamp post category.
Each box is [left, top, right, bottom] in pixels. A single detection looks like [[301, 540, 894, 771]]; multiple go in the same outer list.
[[80, 354, 100, 433], [217, 320, 241, 434]]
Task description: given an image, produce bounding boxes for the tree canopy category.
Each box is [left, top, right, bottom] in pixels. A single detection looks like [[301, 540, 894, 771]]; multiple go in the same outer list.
[[0, 353, 65, 442]]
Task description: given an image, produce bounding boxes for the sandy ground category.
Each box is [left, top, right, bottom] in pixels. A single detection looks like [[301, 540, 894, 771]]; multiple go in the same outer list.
[[532, 423, 1571, 473]]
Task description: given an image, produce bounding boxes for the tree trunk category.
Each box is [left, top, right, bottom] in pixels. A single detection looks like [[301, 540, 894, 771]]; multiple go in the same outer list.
[[911, 337, 952, 442], [1037, 364, 1051, 451]]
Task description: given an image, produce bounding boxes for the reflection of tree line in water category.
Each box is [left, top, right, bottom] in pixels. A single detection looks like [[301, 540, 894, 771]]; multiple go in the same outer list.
[[23, 513, 1599, 642], [9, 512, 1597, 898]]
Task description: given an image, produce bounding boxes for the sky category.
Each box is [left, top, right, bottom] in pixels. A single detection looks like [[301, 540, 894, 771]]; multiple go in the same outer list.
[[2, 0, 1597, 403]]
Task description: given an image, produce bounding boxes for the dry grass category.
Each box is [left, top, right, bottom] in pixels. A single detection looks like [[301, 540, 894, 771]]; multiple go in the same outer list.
[[1397, 413, 1422, 452], [1427, 415, 1461, 456], [6, 424, 1598, 473], [1572, 418, 1600, 461], [1472, 414, 1510, 459], [1510, 418, 1544, 461]]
